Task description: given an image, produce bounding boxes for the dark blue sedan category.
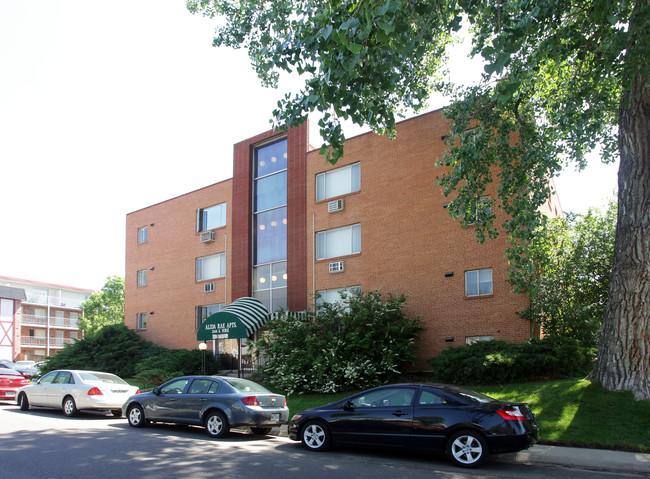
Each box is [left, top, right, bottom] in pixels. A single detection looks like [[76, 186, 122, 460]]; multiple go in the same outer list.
[[288, 383, 538, 468]]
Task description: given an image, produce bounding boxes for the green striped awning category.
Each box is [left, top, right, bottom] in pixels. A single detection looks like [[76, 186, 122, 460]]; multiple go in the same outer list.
[[196, 297, 270, 341]]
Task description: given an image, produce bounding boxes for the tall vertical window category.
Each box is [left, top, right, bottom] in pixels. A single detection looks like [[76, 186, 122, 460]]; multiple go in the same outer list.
[[465, 268, 493, 297], [316, 163, 361, 201], [137, 270, 147, 287], [138, 226, 148, 243], [316, 224, 362, 260], [253, 138, 288, 312], [197, 202, 227, 232], [137, 313, 147, 330], [196, 253, 226, 281], [196, 303, 225, 329]]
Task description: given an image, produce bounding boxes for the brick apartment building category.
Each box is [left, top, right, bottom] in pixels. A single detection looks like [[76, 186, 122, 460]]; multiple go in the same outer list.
[[125, 109, 561, 370], [0, 276, 93, 362]]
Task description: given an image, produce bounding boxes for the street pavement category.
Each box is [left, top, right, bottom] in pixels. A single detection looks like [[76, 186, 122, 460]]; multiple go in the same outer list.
[[272, 425, 650, 476]]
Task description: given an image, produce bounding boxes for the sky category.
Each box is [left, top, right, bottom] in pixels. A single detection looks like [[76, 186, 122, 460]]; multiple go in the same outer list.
[[0, 1, 618, 292]]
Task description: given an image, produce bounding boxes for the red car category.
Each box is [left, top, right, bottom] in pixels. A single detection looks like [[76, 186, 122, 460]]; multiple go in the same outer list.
[[0, 368, 32, 402]]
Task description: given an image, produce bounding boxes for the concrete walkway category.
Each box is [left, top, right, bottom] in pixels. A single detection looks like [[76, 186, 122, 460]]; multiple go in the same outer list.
[[273, 425, 650, 475]]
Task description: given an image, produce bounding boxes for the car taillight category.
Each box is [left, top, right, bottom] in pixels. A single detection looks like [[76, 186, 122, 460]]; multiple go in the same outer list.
[[241, 396, 260, 406], [87, 387, 104, 396], [135, 389, 140, 394], [283, 397, 287, 408], [496, 409, 527, 421], [20, 379, 31, 385]]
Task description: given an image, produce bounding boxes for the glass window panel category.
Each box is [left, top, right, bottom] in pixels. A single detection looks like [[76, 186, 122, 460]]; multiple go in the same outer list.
[[198, 203, 226, 232], [253, 290, 271, 312], [271, 262, 288, 289], [138, 226, 148, 243], [271, 287, 287, 312], [254, 207, 287, 265], [465, 269, 492, 296], [254, 171, 287, 212], [316, 163, 361, 201], [254, 264, 271, 291], [316, 224, 361, 260], [479, 268, 493, 295], [137, 270, 147, 286], [196, 253, 226, 281], [255, 139, 287, 178]]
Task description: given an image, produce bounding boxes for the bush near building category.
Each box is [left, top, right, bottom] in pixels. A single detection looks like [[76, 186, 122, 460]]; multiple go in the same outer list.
[[256, 290, 422, 395], [427, 337, 595, 385]]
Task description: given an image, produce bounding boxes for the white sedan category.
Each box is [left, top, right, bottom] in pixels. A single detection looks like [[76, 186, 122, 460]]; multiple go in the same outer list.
[[16, 369, 139, 417]]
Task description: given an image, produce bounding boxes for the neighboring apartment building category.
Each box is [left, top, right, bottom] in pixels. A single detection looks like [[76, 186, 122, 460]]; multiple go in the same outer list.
[[0, 276, 94, 362], [125, 109, 562, 370]]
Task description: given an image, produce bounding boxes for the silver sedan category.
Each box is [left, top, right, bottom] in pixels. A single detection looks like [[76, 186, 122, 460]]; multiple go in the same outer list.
[[17, 369, 140, 417], [123, 375, 289, 438]]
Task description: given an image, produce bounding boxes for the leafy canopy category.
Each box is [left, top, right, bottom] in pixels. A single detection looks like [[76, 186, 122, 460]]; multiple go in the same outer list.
[[78, 276, 125, 335]]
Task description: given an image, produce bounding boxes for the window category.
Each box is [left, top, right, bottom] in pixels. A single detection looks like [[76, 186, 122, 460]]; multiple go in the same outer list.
[[160, 378, 190, 394], [137, 270, 147, 287], [466, 335, 494, 345], [316, 163, 360, 201], [467, 196, 491, 224], [465, 268, 493, 297], [196, 253, 226, 281], [138, 226, 148, 243], [254, 207, 287, 264], [197, 202, 227, 232], [316, 224, 361, 260], [350, 387, 415, 408], [316, 286, 361, 308], [253, 261, 287, 312], [418, 390, 449, 406], [196, 303, 225, 329], [137, 313, 147, 330]]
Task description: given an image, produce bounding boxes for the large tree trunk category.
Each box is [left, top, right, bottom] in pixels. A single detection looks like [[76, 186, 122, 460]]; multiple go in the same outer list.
[[588, 3, 650, 400]]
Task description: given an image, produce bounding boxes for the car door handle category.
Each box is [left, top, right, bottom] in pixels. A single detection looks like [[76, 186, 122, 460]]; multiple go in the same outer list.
[[200, 398, 208, 402], [392, 410, 409, 417]]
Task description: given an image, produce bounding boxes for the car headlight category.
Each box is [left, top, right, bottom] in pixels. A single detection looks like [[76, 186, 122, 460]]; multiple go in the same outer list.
[[290, 414, 302, 421]]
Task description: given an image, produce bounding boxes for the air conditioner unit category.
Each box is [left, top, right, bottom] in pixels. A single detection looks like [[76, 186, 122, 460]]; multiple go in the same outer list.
[[329, 261, 345, 273], [328, 199, 345, 213], [200, 231, 216, 243], [204, 282, 215, 293]]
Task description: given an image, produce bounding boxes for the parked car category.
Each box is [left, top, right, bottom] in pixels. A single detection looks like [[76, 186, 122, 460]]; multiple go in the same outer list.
[[14, 360, 39, 377], [288, 383, 538, 468], [0, 368, 32, 402], [123, 375, 289, 438], [16, 369, 140, 417], [0, 360, 37, 378]]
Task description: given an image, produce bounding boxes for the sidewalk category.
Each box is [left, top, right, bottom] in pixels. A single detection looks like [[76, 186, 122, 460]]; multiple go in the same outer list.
[[273, 425, 650, 475], [498, 444, 650, 475]]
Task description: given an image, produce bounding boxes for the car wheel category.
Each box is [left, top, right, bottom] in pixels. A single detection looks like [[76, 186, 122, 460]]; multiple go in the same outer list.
[[250, 426, 273, 435], [301, 421, 331, 452], [111, 409, 123, 418], [18, 393, 29, 411], [127, 404, 147, 428], [205, 411, 230, 438], [62, 396, 78, 417], [446, 429, 489, 468]]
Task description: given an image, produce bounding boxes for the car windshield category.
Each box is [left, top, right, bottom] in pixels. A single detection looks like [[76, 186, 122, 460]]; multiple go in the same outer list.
[[223, 378, 271, 394], [16, 361, 35, 367], [79, 372, 127, 385]]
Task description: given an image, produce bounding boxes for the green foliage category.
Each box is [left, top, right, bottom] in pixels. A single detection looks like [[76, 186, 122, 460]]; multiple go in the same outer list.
[[43, 324, 217, 382], [42, 324, 158, 378], [427, 337, 595, 385], [516, 202, 617, 347], [78, 276, 125, 335], [256, 290, 421, 394]]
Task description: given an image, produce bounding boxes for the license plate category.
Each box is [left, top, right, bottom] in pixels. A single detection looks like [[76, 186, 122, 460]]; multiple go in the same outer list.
[[6, 391, 16, 397], [271, 413, 280, 421]]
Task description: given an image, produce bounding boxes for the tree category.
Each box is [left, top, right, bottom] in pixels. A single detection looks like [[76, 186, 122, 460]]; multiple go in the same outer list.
[[78, 276, 125, 335], [517, 202, 617, 348], [188, 0, 650, 399]]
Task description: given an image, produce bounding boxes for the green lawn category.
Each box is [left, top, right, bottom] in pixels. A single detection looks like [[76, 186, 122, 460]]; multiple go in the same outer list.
[[285, 379, 650, 453]]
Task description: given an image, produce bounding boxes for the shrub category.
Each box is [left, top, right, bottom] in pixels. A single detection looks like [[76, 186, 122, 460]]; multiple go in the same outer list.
[[134, 348, 218, 379], [257, 290, 421, 394], [427, 336, 595, 385]]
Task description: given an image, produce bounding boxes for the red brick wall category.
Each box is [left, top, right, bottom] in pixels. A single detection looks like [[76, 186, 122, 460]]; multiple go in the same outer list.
[[305, 109, 531, 369], [125, 181, 232, 349]]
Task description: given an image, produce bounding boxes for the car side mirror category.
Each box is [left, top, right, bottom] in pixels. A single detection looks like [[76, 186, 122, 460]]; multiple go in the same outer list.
[[343, 400, 354, 411], [153, 387, 161, 395]]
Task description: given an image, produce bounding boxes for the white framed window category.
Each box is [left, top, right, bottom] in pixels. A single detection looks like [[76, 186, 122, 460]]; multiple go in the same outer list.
[[316, 224, 361, 260], [316, 163, 360, 201], [137, 226, 148, 243], [137, 313, 147, 330], [196, 253, 226, 281], [465, 268, 493, 297], [466, 335, 494, 345], [195, 303, 225, 329], [198, 202, 227, 232], [137, 270, 147, 287], [316, 286, 361, 308]]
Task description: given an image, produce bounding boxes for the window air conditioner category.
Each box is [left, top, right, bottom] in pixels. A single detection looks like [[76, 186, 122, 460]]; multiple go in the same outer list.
[[328, 199, 345, 213], [200, 231, 216, 243], [204, 283, 215, 293], [329, 261, 345, 273]]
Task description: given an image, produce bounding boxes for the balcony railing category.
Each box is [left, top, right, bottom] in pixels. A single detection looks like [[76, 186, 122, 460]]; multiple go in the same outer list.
[[24, 295, 85, 309], [21, 337, 77, 348], [22, 315, 79, 329]]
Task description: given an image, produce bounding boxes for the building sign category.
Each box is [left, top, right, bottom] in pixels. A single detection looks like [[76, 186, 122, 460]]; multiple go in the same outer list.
[[197, 312, 248, 340]]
